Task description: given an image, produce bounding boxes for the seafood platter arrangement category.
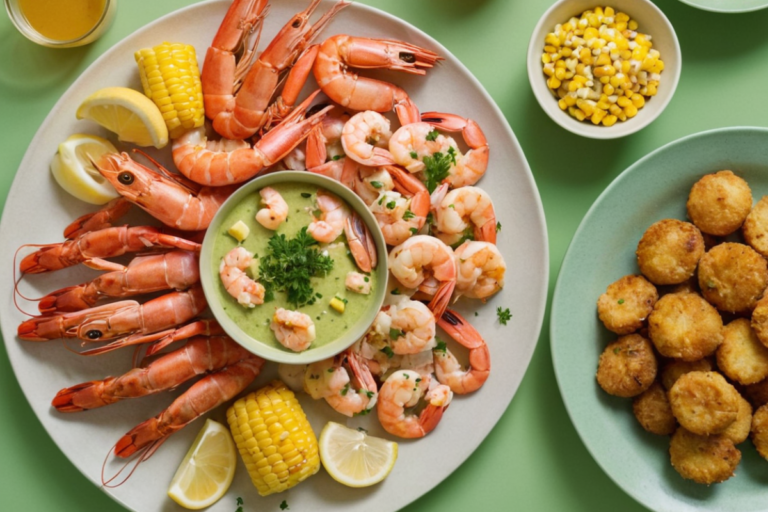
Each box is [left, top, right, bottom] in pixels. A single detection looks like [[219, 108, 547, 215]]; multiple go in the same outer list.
[[0, 0, 548, 511]]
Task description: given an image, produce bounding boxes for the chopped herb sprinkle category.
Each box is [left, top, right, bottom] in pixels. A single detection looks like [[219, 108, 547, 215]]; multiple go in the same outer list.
[[371, 180, 383, 189], [617, 298, 625, 305], [425, 129, 439, 142], [497, 307, 512, 325], [380, 346, 395, 358]]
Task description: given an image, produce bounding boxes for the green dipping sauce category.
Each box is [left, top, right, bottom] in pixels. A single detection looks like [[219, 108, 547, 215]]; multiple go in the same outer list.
[[211, 182, 378, 352]]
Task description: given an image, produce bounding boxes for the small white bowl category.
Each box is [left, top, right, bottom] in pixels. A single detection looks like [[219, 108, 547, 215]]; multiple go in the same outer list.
[[527, 0, 681, 139]]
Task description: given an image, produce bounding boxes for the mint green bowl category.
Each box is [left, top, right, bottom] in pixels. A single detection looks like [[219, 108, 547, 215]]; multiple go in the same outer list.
[[200, 171, 388, 365]]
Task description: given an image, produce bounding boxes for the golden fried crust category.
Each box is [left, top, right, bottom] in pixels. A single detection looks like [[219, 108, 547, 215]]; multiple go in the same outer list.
[[722, 395, 752, 445], [716, 318, 768, 385], [636, 219, 705, 285], [698, 243, 768, 314], [597, 275, 658, 335], [632, 381, 677, 435], [648, 293, 723, 361], [743, 196, 768, 258], [744, 379, 768, 408], [687, 170, 753, 236], [669, 427, 741, 484], [596, 334, 658, 398], [661, 359, 713, 390], [751, 404, 768, 459], [750, 294, 768, 348], [669, 371, 740, 435]]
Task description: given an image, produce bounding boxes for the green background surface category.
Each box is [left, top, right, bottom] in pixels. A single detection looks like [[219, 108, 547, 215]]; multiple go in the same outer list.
[[1, 1, 767, 511]]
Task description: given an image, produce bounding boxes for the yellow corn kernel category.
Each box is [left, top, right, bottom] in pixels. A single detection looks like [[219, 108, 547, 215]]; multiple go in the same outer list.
[[617, 96, 632, 108], [624, 104, 638, 118], [543, 66, 555, 77], [227, 382, 320, 496], [547, 77, 562, 89], [595, 53, 612, 66], [564, 94, 578, 106], [596, 99, 611, 110], [573, 109, 587, 121], [616, 12, 629, 22], [599, 76, 610, 84], [615, 21, 627, 31], [576, 99, 595, 117], [594, 6, 604, 16], [641, 56, 658, 71], [135, 42, 205, 139], [602, 114, 618, 127], [621, 60, 631, 74], [605, 6, 615, 17], [551, 52, 562, 61], [557, 86, 568, 99], [544, 45, 558, 54], [616, 38, 630, 51], [564, 70, 574, 79], [603, 83, 615, 96], [632, 46, 648, 61], [628, 20, 638, 31], [588, 13, 601, 27], [579, 47, 592, 61], [560, 47, 573, 58], [609, 104, 623, 116], [329, 297, 346, 313], [619, 49, 632, 61], [572, 74, 587, 85], [558, 99, 568, 111], [631, 94, 645, 108], [545, 33, 561, 47], [591, 108, 607, 125], [568, 81, 580, 92], [584, 27, 599, 40], [593, 65, 616, 78], [542, 53, 552, 64], [635, 34, 652, 47], [647, 82, 658, 96], [562, 22, 574, 32], [555, 59, 566, 68], [651, 60, 664, 73], [228, 220, 250, 243], [555, 68, 567, 81], [575, 63, 586, 75]]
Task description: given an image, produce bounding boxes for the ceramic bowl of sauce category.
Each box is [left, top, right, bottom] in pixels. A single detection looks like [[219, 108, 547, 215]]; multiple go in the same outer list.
[[4, 0, 116, 48], [200, 171, 389, 364]]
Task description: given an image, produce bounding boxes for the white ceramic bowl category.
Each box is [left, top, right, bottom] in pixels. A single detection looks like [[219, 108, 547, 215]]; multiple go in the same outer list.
[[527, 0, 681, 139]]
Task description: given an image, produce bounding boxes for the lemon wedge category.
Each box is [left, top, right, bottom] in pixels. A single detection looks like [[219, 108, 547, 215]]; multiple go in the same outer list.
[[76, 86, 169, 148], [50, 134, 120, 205], [319, 422, 398, 488], [167, 419, 236, 510]]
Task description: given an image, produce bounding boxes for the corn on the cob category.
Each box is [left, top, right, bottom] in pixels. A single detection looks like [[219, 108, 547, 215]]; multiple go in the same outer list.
[[227, 381, 320, 496], [135, 42, 204, 139], [542, 6, 663, 127]]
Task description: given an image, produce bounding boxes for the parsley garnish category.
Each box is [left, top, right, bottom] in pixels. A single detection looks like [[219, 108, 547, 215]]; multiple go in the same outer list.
[[613, 347, 621, 355], [409, 227, 418, 235], [425, 129, 439, 141], [496, 221, 502, 232], [357, 427, 369, 433], [410, 151, 418, 159], [380, 346, 395, 358], [280, 500, 289, 510], [497, 307, 512, 325], [618, 298, 625, 305], [341, 383, 350, 396], [371, 180, 383, 189], [386, 200, 397, 210], [403, 209, 415, 220], [354, 408, 372, 416], [332, 154, 342, 161], [258, 227, 333, 308], [390, 328, 404, 339], [434, 339, 447, 352], [236, 497, 244, 512], [423, 151, 453, 193], [300, 192, 311, 198], [391, 288, 401, 295]]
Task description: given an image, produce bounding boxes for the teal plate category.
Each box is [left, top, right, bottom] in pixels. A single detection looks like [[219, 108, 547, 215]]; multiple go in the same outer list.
[[551, 127, 768, 512], [677, 0, 768, 12]]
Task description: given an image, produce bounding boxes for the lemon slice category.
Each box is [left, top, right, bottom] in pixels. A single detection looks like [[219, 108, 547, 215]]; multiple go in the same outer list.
[[167, 419, 236, 510], [76, 86, 169, 148], [319, 421, 398, 488], [50, 134, 119, 205]]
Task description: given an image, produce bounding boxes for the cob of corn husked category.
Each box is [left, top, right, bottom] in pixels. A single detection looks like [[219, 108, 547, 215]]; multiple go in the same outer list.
[[227, 381, 320, 496], [134, 42, 204, 139]]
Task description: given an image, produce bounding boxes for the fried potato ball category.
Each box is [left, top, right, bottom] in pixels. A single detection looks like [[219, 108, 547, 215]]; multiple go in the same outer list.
[[597, 275, 658, 335], [716, 318, 768, 385], [744, 378, 768, 408], [751, 404, 768, 459], [660, 358, 713, 391], [648, 293, 723, 361], [722, 395, 752, 445], [743, 196, 768, 258], [636, 219, 705, 285], [686, 170, 752, 236], [632, 381, 677, 435], [669, 371, 740, 435], [596, 334, 658, 398], [750, 294, 768, 348], [669, 427, 741, 484], [698, 243, 768, 314]]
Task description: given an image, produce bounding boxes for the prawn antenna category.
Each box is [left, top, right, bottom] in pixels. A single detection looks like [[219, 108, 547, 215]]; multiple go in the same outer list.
[[101, 438, 166, 488]]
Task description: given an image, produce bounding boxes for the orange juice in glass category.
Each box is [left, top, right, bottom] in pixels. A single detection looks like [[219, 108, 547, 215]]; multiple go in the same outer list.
[[4, 0, 116, 48]]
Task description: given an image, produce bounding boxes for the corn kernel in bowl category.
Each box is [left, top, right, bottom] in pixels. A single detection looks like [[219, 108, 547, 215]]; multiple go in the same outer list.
[[542, 6, 663, 127]]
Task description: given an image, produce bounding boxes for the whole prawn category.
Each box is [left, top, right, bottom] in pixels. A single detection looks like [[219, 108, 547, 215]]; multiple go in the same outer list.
[[434, 309, 490, 394], [377, 370, 452, 438], [52, 336, 259, 411], [38, 251, 199, 313]]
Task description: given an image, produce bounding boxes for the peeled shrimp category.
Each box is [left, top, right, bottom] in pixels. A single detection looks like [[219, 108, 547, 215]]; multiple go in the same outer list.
[[434, 309, 490, 394], [271, 308, 315, 352], [307, 189, 349, 243], [377, 370, 452, 438], [370, 300, 436, 355], [389, 122, 456, 174], [422, 112, 489, 188], [388, 235, 456, 317], [454, 241, 506, 299], [345, 271, 371, 294], [303, 349, 377, 417], [369, 165, 429, 245], [340, 111, 394, 167], [255, 187, 289, 230], [219, 247, 265, 307], [431, 184, 497, 246]]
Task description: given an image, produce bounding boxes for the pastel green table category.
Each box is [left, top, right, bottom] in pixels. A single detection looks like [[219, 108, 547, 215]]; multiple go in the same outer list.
[[1, 1, 767, 510]]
